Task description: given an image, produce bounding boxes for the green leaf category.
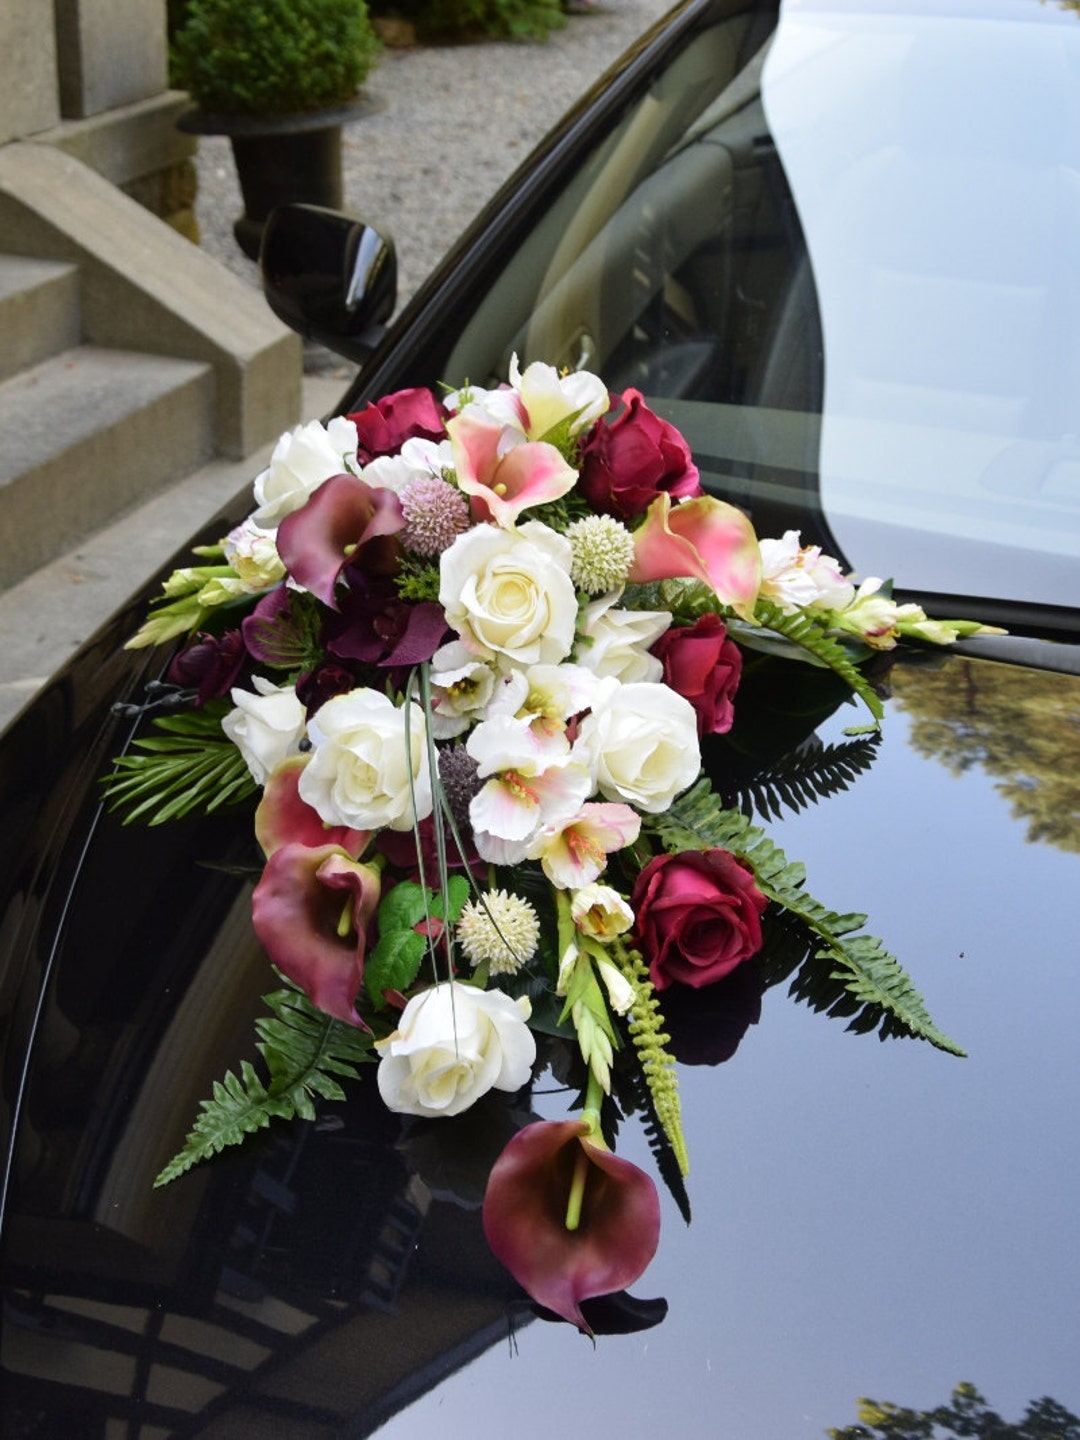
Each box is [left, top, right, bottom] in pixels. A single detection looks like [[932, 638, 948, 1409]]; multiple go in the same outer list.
[[155, 980, 374, 1186], [654, 780, 965, 1056], [102, 702, 257, 825], [365, 928, 427, 1007]]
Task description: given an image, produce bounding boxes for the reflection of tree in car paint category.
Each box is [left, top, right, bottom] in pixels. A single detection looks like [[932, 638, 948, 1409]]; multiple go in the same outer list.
[[825, 1379, 1080, 1439], [890, 659, 1080, 854]]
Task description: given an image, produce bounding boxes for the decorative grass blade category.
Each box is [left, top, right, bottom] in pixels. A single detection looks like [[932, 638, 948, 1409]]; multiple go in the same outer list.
[[655, 781, 965, 1056], [721, 735, 882, 822], [102, 703, 256, 825], [155, 981, 375, 1185], [734, 598, 885, 726]]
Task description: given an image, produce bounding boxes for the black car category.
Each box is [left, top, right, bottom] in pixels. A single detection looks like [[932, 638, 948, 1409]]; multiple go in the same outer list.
[[3, 0, 1079, 1436]]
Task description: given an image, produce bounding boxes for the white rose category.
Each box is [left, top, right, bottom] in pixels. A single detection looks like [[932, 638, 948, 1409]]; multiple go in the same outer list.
[[440, 520, 578, 670], [376, 983, 535, 1118], [298, 687, 432, 831], [575, 679, 700, 813], [576, 593, 670, 683], [251, 416, 359, 528], [221, 677, 306, 785]]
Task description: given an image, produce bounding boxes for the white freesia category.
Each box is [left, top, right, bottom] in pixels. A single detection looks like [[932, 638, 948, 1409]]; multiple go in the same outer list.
[[570, 883, 635, 941], [576, 592, 670, 683], [509, 355, 609, 438], [759, 530, 853, 613], [251, 416, 359, 528], [576, 679, 700, 813], [222, 517, 286, 592], [376, 982, 535, 1118], [486, 662, 600, 734], [428, 640, 498, 738], [440, 520, 578, 670], [222, 677, 306, 785], [358, 436, 452, 492], [298, 687, 432, 831]]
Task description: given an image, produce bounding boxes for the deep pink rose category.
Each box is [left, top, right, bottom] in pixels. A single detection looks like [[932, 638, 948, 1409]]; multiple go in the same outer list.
[[632, 849, 766, 991], [652, 613, 742, 737], [348, 387, 447, 462], [578, 388, 702, 520]]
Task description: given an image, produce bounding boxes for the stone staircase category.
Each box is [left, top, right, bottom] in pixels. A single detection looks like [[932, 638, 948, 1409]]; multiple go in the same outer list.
[[0, 252, 216, 589]]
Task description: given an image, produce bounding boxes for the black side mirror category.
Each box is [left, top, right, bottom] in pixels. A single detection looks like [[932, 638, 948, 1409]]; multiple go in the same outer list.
[[260, 203, 397, 361]]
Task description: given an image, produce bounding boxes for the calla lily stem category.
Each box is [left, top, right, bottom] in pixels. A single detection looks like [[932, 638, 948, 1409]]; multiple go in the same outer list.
[[564, 1071, 606, 1231]]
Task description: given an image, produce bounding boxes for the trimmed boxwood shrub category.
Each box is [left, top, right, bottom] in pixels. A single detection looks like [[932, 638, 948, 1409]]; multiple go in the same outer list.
[[171, 0, 380, 116]]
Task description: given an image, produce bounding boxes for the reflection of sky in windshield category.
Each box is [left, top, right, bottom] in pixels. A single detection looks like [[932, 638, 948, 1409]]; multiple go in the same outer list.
[[379, 661, 1080, 1439], [762, 1, 1080, 608]]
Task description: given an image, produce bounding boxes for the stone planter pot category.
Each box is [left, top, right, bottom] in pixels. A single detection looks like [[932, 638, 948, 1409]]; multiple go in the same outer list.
[[179, 94, 385, 260]]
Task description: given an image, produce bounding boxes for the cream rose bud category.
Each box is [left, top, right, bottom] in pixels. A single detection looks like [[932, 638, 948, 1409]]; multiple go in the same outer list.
[[251, 416, 359, 528], [440, 520, 578, 670], [575, 679, 701, 813], [298, 688, 432, 831], [222, 677, 307, 785], [376, 983, 535, 1118]]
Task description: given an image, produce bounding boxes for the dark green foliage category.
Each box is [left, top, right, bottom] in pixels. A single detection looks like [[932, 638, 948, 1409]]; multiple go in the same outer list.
[[102, 702, 257, 825], [721, 734, 883, 822], [654, 780, 965, 1056], [372, 0, 564, 42], [172, 0, 380, 116], [747, 598, 885, 727], [155, 981, 375, 1185]]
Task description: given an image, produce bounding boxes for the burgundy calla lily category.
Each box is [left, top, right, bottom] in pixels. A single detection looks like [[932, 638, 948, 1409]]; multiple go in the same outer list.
[[251, 841, 381, 1028], [482, 1118, 661, 1334], [255, 757, 370, 859], [276, 474, 405, 607]]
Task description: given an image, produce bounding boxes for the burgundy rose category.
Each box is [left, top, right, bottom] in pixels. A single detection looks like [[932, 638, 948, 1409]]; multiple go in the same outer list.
[[578, 388, 702, 520], [348, 386, 447, 462], [652, 613, 742, 737], [632, 849, 767, 990]]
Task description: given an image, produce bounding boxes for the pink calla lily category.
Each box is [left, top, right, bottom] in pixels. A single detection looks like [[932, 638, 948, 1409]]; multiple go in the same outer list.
[[251, 841, 381, 1028], [255, 757, 370, 860], [482, 1118, 661, 1334], [276, 474, 405, 606], [447, 411, 577, 527], [629, 492, 762, 621]]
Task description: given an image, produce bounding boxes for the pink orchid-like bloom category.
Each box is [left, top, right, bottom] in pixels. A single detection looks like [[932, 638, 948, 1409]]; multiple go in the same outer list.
[[525, 801, 641, 890], [483, 1118, 661, 1334], [629, 493, 762, 621], [447, 410, 577, 528], [254, 757, 370, 860], [348, 386, 447, 462], [251, 840, 381, 1028], [276, 474, 405, 607]]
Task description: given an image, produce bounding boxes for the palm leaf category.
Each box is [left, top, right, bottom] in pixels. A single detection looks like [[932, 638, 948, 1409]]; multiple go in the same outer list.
[[102, 703, 257, 825], [654, 781, 964, 1056], [155, 981, 375, 1185]]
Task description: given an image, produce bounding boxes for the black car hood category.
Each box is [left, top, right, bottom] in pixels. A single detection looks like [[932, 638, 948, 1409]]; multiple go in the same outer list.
[[2, 644, 1078, 1437]]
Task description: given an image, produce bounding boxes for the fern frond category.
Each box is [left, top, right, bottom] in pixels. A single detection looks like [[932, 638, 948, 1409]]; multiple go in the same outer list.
[[155, 981, 374, 1186], [722, 735, 882, 821], [733, 599, 885, 726], [102, 703, 256, 825], [611, 941, 689, 1176], [654, 782, 964, 1056]]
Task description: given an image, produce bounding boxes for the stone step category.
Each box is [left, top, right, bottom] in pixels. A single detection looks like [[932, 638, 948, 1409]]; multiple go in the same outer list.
[[0, 345, 215, 590], [0, 254, 81, 384]]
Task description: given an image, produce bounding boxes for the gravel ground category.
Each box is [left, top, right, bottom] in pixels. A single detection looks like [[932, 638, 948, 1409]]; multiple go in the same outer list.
[[193, 0, 673, 340]]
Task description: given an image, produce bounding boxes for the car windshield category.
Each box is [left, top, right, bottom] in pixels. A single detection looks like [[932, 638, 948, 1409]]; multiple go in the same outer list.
[[425, 0, 1080, 614]]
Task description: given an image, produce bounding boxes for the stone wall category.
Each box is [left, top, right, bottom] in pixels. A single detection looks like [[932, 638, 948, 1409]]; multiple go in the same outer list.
[[1, 0, 198, 237]]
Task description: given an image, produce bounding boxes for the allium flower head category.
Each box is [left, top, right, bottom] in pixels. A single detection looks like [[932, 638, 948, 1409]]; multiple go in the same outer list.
[[400, 476, 471, 556], [566, 514, 636, 594], [457, 890, 541, 974]]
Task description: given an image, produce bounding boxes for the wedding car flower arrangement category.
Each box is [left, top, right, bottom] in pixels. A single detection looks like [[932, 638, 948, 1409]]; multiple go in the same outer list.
[[105, 359, 990, 1335]]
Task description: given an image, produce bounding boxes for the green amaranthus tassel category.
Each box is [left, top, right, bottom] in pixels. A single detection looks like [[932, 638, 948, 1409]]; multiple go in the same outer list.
[[611, 939, 689, 1177]]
